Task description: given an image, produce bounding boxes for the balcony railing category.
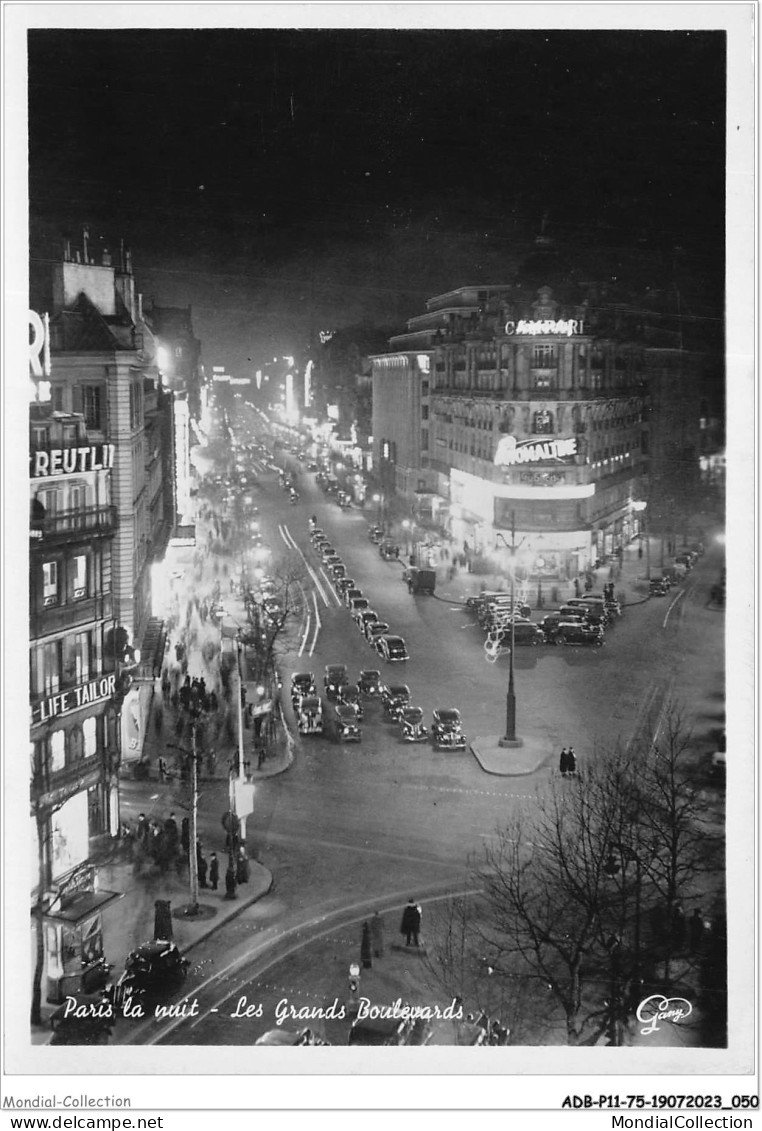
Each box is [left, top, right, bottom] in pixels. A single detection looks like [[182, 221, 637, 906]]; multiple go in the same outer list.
[[30, 505, 117, 541]]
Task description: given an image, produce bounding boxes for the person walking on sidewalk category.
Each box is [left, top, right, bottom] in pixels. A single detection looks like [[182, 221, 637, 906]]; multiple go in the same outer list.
[[209, 852, 220, 891], [236, 845, 250, 884], [400, 898, 422, 947], [197, 844, 208, 888], [370, 910, 385, 958], [559, 748, 570, 776]]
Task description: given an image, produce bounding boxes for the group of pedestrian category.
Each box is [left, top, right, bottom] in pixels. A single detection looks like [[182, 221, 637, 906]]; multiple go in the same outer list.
[[559, 747, 578, 776]]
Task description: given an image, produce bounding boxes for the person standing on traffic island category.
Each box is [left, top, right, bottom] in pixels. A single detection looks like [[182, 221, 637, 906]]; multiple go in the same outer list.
[[361, 921, 373, 969], [559, 748, 569, 776], [400, 898, 422, 947]]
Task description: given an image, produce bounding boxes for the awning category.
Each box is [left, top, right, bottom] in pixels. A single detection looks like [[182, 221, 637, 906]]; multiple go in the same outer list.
[[44, 889, 123, 925]]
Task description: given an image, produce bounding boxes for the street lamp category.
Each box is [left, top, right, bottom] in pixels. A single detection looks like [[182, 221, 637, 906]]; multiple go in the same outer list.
[[372, 493, 382, 527], [401, 519, 411, 557], [496, 514, 525, 748], [632, 501, 651, 580]]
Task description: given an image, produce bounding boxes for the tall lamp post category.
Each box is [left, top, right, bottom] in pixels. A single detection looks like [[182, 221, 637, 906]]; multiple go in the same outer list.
[[496, 513, 524, 748], [401, 519, 411, 557], [632, 501, 650, 580]]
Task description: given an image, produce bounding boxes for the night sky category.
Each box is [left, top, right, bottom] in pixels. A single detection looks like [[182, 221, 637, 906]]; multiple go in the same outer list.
[[27, 26, 727, 373]]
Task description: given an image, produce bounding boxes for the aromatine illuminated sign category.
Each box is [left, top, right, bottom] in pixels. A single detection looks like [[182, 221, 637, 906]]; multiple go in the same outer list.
[[504, 319, 585, 337], [31, 444, 115, 478], [494, 435, 577, 467]]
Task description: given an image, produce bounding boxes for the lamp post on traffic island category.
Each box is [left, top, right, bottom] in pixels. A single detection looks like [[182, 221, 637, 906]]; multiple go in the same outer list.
[[496, 515, 525, 748]]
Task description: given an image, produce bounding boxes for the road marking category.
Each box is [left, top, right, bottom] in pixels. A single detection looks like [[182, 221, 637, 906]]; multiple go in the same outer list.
[[308, 591, 321, 655], [663, 588, 686, 628], [319, 566, 343, 606], [280, 523, 330, 607]]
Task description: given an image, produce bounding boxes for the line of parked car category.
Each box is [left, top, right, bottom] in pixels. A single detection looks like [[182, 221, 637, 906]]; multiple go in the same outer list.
[[291, 520, 467, 749], [470, 590, 623, 650]]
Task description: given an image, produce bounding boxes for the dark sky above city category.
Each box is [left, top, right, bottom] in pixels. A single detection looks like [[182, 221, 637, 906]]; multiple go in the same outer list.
[[27, 24, 727, 373]]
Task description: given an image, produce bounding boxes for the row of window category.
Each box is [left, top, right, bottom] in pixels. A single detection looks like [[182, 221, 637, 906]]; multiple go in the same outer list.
[[32, 715, 102, 776], [42, 555, 89, 606], [43, 381, 144, 432], [31, 629, 102, 697]]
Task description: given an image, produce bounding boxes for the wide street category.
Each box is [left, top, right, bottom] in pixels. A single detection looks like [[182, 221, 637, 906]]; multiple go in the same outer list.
[[111, 405, 726, 1047]]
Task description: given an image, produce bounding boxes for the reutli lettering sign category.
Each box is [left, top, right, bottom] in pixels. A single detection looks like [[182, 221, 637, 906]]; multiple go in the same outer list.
[[495, 434, 577, 467], [32, 674, 116, 725], [31, 445, 115, 478], [505, 319, 585, 336]]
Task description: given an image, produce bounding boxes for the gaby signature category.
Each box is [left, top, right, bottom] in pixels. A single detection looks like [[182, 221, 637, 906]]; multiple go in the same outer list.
[[636, 994, 694, 1036]]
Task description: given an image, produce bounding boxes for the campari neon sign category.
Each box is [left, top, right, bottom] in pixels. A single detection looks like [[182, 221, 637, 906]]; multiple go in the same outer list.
[[505, 319, 585, 336], [494, 435, 577, 467]]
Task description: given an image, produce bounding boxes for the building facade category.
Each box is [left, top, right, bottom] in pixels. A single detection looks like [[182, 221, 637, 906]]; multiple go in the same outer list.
[[29, 404, 124, 1004], [372, 284, 650, 586]]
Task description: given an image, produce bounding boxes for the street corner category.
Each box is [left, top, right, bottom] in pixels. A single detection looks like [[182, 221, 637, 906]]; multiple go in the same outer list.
[[470, 735, 553, 776]]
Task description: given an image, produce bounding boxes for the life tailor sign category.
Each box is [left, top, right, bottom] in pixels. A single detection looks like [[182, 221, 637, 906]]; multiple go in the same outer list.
[[32, 674, 117, 725], [494, 435, 577, 467], [504, 319, 585, 336]]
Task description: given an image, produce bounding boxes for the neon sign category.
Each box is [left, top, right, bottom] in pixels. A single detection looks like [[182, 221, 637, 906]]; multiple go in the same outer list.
[[494, 435, 577, 467], [505, 320, 585, 337], [32, 674, 117, 725], [31, 444, 115, 478]]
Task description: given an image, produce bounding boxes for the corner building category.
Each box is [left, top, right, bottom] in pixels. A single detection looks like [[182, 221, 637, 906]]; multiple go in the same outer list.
[[372, 284, 649, 590]]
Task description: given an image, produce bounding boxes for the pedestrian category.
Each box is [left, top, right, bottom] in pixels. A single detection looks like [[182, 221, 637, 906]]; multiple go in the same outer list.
[[370, 910, 385, 958], [197, 845, 208, 888], [136, 813, 149, 844], [400, 898, 422, 947], [236, 845, 250, 884], [689, 908, 706, 952], [671, 904, 686, 950], [559, 748, 570, 776], [573, 577, 581, 598], [361, 921, 373, 969], [209, 852, 220, 891], [566, 748, 577, 776], [158, 756, 167, 782], [181, 817, 190, 857], [164, 811, 178, 844]]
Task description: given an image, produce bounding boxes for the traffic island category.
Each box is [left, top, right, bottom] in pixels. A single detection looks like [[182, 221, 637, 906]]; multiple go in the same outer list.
[[470, 735, 552, 776]]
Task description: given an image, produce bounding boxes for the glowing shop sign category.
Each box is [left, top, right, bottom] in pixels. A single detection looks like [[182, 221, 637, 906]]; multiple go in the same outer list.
[[494, 435, 577, 467], [504, 320, 585, 337], [31, 444, 115, 478], [32, 674, 117, 725]]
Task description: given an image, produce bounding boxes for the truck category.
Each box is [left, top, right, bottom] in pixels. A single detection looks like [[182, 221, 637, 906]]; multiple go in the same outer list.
[[404, 566, 436, 596]]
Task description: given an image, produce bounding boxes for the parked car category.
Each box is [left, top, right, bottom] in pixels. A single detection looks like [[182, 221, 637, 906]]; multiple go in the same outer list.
[[554, 622, 605, 647], [382, 684, 412, 720], [344, 587, 363, 608], [330, 562, 347, 581], [560, 602, 608, 627], [377, 635, 409, 662], [310, 528, 325, 543], [336, 577, 356, 596], [320, 545, 337, 563], [290, 671, 316, 706], [297, 696, 324, 734], [337, 682, 364, 720], [255, 1028, 330, 1046], [358, 669, 382, 696], [337, 491, 352, 508], [649, 578, 671, 596], [355, 609, 378, 632], [368, 526, 385, 543], [335, 703, 362, 743], [539, 611, 586, 642], [365, 620, 390, 643], [431, 708, 467, 750], [324, 664, 349, 698], [399, 706, 429, 743], [116, 940, 189, 1002], [405, 567, 436, 595], [494, 621, 546, 646], [348, 1014, 414, 1046], [349, 597, 370, 616]]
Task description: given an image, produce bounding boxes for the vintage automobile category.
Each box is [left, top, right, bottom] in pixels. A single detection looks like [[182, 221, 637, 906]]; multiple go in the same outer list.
[[297, 695, 324, 734], [335, 703, 362, 743], [354, 608, 379, 633], [290, 671, 317, 707], [324, 664, 349, 699], [349, 597, 370, 616], [367, 526, 385, 543], [330, 562, 347, 581], [343, 587, 363, 608], [254, 1028, 330, 1046], [538, 610, 587, 642], [493, 621, 546, 647], [336, 577, 356, 596], [365, 620, 390, 644], [554, 622, 605, 647], [337, 682, 364, 719], [320, 545, 337, 563], [649, 577, 671, 596], [347, 1014, 420, 1046], [381, 683, 412, 720], [336, 491, 352, 509], [116, 940, 189, 1002], [377, 634, 409, 663], [399, 706, 429, 743], [358, 669, 382, 696], [431, 708, 467, 750]]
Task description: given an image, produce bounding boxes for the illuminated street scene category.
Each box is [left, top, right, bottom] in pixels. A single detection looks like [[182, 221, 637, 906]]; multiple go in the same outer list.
[[17, 19, 742, 1056]]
